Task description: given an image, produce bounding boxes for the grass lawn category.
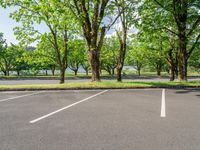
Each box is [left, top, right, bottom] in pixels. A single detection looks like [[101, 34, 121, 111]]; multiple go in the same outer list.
[[0, 81, 199, 91], [0, 70, 199, 80]]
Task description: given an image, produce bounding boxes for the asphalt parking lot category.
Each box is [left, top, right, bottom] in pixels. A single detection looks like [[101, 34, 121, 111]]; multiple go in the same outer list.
[[0, 89, 199, 150]]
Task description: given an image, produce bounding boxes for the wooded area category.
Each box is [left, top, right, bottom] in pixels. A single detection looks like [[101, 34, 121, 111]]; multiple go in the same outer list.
[[0, 0, 199, 83]]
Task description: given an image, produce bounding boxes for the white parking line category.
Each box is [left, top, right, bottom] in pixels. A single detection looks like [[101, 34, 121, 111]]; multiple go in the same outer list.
[[160, 89, 166, 117], [0, 91, 45, 103], [30, 90, 108, 124]]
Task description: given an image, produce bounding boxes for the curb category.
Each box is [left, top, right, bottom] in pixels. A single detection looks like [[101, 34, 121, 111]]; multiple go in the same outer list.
[[0, 86, 199, 91]]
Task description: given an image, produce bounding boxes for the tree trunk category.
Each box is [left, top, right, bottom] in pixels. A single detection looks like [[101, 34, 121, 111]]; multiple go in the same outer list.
[[52, 69, 55, 76], [166, 68, 170, 74], [3, 71, 6, 76], [116, 66, 123, 82], [86, 69, 89, 76], [60, 65, 66, 84], [17, 70, 20, 76], [74, 70, 78, 76], [156, 64, 161, 76], [175, 52, 179, 78], [157, 70, 161, 76], [136, 62, 141, 76], [6, 70, 9, 76], [138, 68, 141, 76], [168, 60, 176, 81], [116, 43, 126, 82], [106, 66, 112, 75], [89, 50, 100, 82], [178, 34, 187, 81], [111, 68, 115, 76], [166, 48, 176, 81], [45, 70, 48, 76], [173, 1, 188, 81], [116, 13, 127, 82], [156, 64, 162, 76], [170, 65, 175, 81], [51, 26, 68, 84], [175, 67, 178, 78], [82, 66, 89, 76]]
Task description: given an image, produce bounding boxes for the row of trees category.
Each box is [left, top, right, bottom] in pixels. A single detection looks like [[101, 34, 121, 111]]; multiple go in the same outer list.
[[0, 0, 199, 83], [0, 33, 198, 78], [0, 34, 86, 76], [138, 0, 200, 81]]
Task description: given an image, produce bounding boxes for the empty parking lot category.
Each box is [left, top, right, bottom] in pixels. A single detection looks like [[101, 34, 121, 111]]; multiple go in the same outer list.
[[0, 88, 199, 150]]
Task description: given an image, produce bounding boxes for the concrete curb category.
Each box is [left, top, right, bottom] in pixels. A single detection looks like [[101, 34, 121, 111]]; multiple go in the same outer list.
[[0, 86, 199, 91]]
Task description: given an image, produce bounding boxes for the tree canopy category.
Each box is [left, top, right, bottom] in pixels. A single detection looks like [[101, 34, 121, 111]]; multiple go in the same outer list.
[[0, 0, 199, 82]]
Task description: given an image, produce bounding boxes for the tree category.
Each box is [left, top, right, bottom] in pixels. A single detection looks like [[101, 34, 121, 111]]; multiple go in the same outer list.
[[71, 0, 110, 81], [81, 51, 90, 76], [0, 34, 26, 76], [0, 44, 25, 76], [147, 48, 165, 76], [101, 36, 119, 75], [133, 30, 167, 77], [168, 0, 200, 81], [35, 37, 58, 76], [112, 0, 138, 81], [10, 44, 27, 76], [1, 0, 77, 83], [140, 0, 200, 81], [22, 47, 41, 76], [189, 48, 200, 73], [68, 39, 86, 76], [165, 38, 179, 81], [0, 33, 9, 76], [126, 41, 147, 76]]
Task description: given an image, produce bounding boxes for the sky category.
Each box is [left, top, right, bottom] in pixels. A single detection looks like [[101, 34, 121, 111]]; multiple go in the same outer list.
[[0, 7, 19, 45], [0, 7, 136, 46], [0, 7, 48, 46]]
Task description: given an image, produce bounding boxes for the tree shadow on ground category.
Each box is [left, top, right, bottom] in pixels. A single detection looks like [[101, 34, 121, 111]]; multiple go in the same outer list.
[[174, 88, 200, 97]]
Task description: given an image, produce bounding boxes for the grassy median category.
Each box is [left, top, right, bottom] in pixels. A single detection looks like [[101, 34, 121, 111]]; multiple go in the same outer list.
[[0, 81, 199, 91]]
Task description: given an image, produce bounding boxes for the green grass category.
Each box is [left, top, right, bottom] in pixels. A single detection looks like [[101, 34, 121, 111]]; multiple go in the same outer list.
[[0, 81, 199, 91], [124, 71, 200, 77], [0, 71, 199, 79]]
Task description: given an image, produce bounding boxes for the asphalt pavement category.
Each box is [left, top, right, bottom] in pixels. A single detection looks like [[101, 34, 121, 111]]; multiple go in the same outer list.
[[0, 89, 200, 150]]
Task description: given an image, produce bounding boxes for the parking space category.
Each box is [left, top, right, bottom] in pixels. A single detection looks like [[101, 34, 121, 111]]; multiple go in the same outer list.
[[0, 89, 199, 150], [0, 91, 38, 101]]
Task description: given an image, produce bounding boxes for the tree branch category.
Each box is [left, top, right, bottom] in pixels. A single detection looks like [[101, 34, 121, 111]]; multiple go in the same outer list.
[[187, 15, 200, 37], [97, 26, 106, 51], [153, 0, 172, 12], [187, 33, 200, 59], [162, 27, 178, 36]]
